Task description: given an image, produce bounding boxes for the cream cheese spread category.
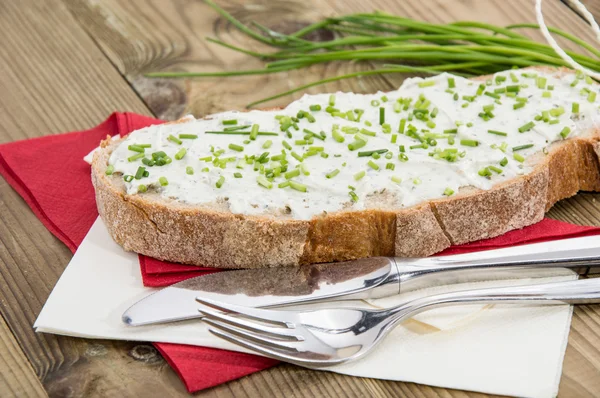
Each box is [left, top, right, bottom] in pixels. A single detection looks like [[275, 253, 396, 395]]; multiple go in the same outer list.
[[108, 69, 600, 219]]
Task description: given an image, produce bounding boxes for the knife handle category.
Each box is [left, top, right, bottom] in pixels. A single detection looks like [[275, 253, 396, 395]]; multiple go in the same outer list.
[[391, 242, 600, 294]]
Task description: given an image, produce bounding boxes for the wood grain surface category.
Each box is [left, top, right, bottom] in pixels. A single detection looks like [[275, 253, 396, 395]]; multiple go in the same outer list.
[[1, 0, 600, 396]]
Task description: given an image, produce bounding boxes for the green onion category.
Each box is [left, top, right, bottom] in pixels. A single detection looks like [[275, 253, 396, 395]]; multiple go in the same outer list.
[[398, 153, 409, 162], [138, 144, 151, 148], [488, 130, 507, 136], [371, 99, 380, 107], [278, 181, 290, 188], [333, 129, 345, 143], [391, 175, 402, 184], [358, 149, 388, 157], [572, 102, 580, 113], [159, 176, 169, 186], [104, 165, 115, 175], [349, 191, 359, 202], [588, 92, 597, 103], [250, 124, 260, 140], [289, 180, 307, 192], [348, 140, 366, 151], [309, 104, 321, 111], [128, 153, 144, 162], [560, 127, 571, 139], [128, 145, 145, 153], [536, 76, 547, 89], [447, 77, 455, 89], [488, 165, 502, 174], [478, 167, 492, 177], [444, 128, 458, 134], [500, 157, 508, 166], [513, 144, 534, 152], [460, 139, 479, 147], [186, 166, 194, 175], [418, 80, 435, 88], [291, 151, 303, 162], [282, 140, 292, 150], [326, 169, 340, 179], [354, 170, 365, 180], [174, 148, 187, 160], [443, 187, 454, 196], [222, 119, 237, 125], [513, 102, 526, 110], [398, 119, 406, 134], [234, 172, 243, 178], [285, 169, 300, 179], [179, 134, 198, 139], [513, 153, 525, 163], [224, 125, 251, 132], [168, 134, 182, 145], [228, 143, 244, 152], [367, 160, 379, 170], [138, 184, 147, 193], [518, 121, 535, 133], [550, 107, 565, 117], [329, 94, 336, 106], [123, 175, 134, 182], [135, 166, 146, 180], [262, 140, 272, 149], [379, 107, 385, 125]]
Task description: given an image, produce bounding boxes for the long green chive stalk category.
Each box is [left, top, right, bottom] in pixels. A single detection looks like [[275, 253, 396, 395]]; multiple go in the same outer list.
[[146, 0, 600, 107]]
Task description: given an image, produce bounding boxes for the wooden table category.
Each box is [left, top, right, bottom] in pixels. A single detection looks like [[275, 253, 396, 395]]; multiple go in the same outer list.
[[2, 0, 600, 396]]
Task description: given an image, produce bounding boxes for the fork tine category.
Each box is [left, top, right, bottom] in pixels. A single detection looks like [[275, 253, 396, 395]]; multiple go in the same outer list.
[[203, 318, 303, 351], [208, 327, 316, 366], [197, 297, 297, 326], [199, 306, 303, 339]]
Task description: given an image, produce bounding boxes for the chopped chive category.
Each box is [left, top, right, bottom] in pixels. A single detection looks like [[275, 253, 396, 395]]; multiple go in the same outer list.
[[105, 165, 114, 175], [348, 140, 366, 151], [228, 144, 244, 152], [326, 169, 340, 179], [367, 160, 379, 170], [198, 156, 212, 162], [134, 166, 146, 180], [222, 119, 237, 125], [128, 153, 144, 162], [488, 165, 502, 174], [513, 102, 526, 110], [224, 125, 251, 132], [179, 134, 198, 139], [329, 94, 336, 106], [385, 163, 395, 171], [484, 91, 500, 99], [550, 107, 565, 117], [168, 134, 182, 145], [379, 107, 385, 125], [201, 167, 209, 172], [358, 149, 388, 157], [488, 130, 507, 136], [138, 184, 147, 193], [128, 144, 145, 153], [388, 175, 401, 184], [443, 187, 454, 196], [513, 153, 525, 163], [289, 180, 307, 192], [398, 119, 406, 134], [186, 166, 194, 175], [295, 139, 307, 145], [352, 170, 365, 181], [309, 104, 321, 111], [250, 124, 260, 141], [418, 80, 435, 88], [398, 153, 409, 162], [285, 169, 300, 179], [588, 91, 597, 103], [158, 176, 169, 186], [152, 151, 167, 160], [542, 91, 551, 98], [518, 121, 535, 133], [500, 157, 508, 166], [262, 140, 272, 149], [443, 128, 458, 134], [478, 167, 492, 177], [460, 139, 479, 147], [332, 129, 345, 143], [370, 99, 380, 107], [536, 77, 547, 89], [360, 128, 376, 137], [291, 151, 303, 162], [175, 148, 187, 160], [349, 191, 359, 202], [560, 127, 571, 139], [233, 172, 242, 178], [447, 77, 455, 88], [282, 140, 292, 150], [123, 175, 134, 182], [137, 144, 151, 148], [572, 102, 580, 113], [278, 181, 290, 188]]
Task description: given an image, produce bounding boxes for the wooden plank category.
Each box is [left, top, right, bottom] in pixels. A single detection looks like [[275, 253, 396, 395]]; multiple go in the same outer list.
[[0, 314, 47, 398], [563, 0, 600, 25], [0, 0, 210, 396]]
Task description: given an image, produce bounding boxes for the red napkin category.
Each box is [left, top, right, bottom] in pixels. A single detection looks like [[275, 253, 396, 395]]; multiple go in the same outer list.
[[2, 112, 600, 392]]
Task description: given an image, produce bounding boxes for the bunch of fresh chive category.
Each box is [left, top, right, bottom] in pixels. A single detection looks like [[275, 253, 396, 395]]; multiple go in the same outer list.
[[146, 0, 600, 108]]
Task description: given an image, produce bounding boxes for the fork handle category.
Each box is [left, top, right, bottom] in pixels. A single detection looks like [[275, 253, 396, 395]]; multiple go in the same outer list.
[[384, 277, 600, 324]]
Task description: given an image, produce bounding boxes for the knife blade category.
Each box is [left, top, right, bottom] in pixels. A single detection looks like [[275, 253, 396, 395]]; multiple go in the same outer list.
[[122, 257, 399, 326], [123, 236, 600, 327]]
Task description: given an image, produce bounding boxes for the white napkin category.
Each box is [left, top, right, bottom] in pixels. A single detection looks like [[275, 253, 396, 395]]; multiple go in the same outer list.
[[36, 218, 592, 398]]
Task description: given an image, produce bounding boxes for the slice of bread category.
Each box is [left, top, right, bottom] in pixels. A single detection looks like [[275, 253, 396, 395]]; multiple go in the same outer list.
[[91, 67, 600, 269]]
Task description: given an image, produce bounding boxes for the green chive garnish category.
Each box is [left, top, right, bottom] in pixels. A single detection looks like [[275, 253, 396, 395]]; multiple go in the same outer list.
[[285, 169, 300, 179], [444, 128, 458, 134], [138, 184, 147, 193], [332, 129, 345, 143], [513, 102, 526, 110], [168, 134, 182, 145], [222, 119, 237, 125], [398, 119, 406, 134], [367, 160, 379, 170], [179, 134, 198, 139], [128, 145, 145, 153], [105, 165, 114, 175], [379, 107, 385, 125], [349, 191, 359, 202], [186, 166, 194, 175], [348, 140, 366, 151], [128, 153, 144, 162], [500, 157, 508, 166], [513, 144, 533, 151], [518, 121, 535, 133], [354, 170, 366, 180], [326, 169, 340, 179], [224, 125, 251, 132], [560, 127, 571, 139], [460, 139, 479, 147], [262, 140, 272, 149], [309, 104, 321, 111], [159, 176, 169, 186], [289, 180, 307, 192], [291, 151, 303, 162], [488, 130, 507, 136], [488, 165, 502, 174], [358, 149, 388, 157], [447, 77, 455, 89], [135, 166, 146, 180], [513, 153, 525, 163], [234, 172, 242, 178], [588, 92, 597, 103], [329, 94, 336, 106], [175, 148, 187, 160], [572, 102, 580, 113], [418, 80, 435, 88], [282, 140, 292, 150]]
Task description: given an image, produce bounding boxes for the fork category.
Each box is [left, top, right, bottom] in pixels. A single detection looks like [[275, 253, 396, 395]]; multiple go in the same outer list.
[[197, 277, 600, 367]]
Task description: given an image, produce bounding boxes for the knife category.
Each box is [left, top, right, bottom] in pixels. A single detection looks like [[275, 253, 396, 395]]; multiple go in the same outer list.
[[123, 237, 600, 326]]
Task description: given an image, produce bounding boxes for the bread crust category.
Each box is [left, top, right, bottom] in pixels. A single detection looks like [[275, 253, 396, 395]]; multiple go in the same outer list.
[[91, 69, 600, 268]]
